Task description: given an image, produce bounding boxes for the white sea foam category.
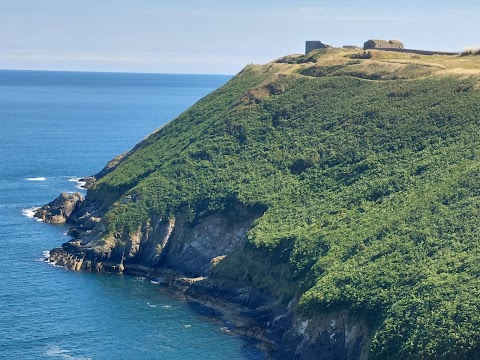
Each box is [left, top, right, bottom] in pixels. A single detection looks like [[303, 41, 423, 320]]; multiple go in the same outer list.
[[45, 345, 92, 360], [26, 177, 46, 181], [46, 345, 70, 356], [46, 261, 63, 268], [68, 177, 86, 190], [147, 302, 157, 308], [35, 250, 51, 262], [22, 207, 38, 218], [220, 326, 232, 334], [162, 305, 172, 309], [150, 277, 168, 285]]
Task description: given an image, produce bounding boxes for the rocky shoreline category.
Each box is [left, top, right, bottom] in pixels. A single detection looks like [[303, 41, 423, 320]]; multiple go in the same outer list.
[[36, 193, 286, 357], [45, 242, 287, 357], [34, 192, 84, 224], [37, 189, 367, 360]]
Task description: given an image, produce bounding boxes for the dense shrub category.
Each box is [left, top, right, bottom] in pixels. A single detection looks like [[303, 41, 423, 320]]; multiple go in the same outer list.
[[93, 55, 480, 359]]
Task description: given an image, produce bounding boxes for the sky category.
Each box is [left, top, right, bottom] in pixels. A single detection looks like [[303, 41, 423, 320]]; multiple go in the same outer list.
[[1, 0, 479, 74]]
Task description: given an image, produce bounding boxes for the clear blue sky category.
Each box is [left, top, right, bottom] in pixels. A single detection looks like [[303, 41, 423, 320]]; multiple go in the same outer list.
[[1, 0, 479, 74]]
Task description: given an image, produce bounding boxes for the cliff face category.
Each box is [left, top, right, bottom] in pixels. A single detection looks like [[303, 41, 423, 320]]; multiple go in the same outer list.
[[34, 192, 83, 224], [43, 49, 480, 359], [47, 197, 367, 359], [49, 202, 261, 276]]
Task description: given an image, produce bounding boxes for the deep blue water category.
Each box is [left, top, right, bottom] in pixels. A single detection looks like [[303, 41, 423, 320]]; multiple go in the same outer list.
[[0, 70, 264, 359]]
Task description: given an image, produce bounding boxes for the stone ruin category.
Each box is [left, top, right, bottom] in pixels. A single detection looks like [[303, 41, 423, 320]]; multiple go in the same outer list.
[[305, 41, 331, 54]]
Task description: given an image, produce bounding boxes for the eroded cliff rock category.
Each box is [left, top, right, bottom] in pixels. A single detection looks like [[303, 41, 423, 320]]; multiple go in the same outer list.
[[45, 198, 367, 359], [47, 203, 262, 276], [34, 192, 83, 224]]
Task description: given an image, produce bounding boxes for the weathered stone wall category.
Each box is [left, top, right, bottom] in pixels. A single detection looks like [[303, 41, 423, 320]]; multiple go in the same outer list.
[[375, 48, 459, 56], [364, 40, 404, 50]]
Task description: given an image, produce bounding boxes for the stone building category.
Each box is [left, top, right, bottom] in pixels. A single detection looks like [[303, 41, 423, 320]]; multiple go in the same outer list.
[[305, 41, 331, 54], [364, 39, 404, 50]]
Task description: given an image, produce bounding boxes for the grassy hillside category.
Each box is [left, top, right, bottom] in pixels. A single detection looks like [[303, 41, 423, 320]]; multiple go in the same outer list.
[[90, 49, 480, 359]]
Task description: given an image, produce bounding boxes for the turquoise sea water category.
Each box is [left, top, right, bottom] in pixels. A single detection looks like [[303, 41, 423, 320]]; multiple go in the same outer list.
[[0, 70, 264, 359]]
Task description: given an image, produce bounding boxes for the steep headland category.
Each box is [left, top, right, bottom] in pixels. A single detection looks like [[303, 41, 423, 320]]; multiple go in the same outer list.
[[40, 48, 480, 359]]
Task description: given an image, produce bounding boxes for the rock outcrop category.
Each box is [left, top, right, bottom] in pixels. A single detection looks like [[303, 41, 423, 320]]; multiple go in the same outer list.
[[34, 192, 83, 224], [47, 203, 262, 275]]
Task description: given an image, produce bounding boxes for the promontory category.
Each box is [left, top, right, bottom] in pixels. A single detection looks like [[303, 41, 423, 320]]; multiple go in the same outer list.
[[39, 47, 480, 359]]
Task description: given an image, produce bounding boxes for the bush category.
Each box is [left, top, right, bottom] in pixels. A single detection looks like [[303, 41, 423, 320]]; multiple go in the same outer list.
[[350, 51, 372, 59]]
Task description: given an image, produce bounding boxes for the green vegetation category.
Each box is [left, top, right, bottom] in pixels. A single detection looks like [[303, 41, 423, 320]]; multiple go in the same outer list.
[[350, 51, 372, 59], [91, 49, 480, 359]]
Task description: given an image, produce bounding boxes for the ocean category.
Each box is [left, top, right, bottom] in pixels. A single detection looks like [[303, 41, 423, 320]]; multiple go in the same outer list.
[[0, 70, 264, 360]]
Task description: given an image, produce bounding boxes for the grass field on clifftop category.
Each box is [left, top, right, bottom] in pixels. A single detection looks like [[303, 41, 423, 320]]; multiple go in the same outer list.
[[90, 49, 480, 359]]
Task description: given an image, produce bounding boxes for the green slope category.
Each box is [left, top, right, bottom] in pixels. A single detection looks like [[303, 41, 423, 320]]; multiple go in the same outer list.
[[89, 49, 480, 359]]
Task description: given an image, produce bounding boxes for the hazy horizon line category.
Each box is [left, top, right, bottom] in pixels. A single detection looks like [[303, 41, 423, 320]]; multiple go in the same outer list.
[[0, 68, 235, 76]]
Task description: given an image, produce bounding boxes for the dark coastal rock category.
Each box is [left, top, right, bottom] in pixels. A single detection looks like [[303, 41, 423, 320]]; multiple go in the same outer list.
[[174, 277, 366, 360], [34, 192, 84, 224], [48, 242, 86, 270], [162, 204, 262, 277], [48, 238, 125, 273], [78, 176, 95, 189], [48, 202, 262, 275]]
